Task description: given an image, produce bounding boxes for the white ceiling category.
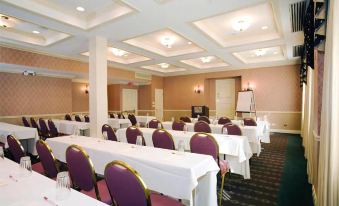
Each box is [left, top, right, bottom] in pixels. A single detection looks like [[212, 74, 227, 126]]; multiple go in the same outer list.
[[0, 0, 303, 78]]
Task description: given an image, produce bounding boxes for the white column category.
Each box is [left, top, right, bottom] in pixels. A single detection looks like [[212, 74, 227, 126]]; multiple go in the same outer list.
[[89, 36, 108, 138]]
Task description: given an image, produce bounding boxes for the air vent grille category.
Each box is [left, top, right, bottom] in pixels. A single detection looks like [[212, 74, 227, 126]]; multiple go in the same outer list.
[[289, 1, 306, 32], [293, 45, 303, 57], [135, 72, 152, 81]]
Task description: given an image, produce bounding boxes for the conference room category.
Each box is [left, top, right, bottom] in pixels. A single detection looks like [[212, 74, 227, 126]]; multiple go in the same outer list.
[[0, 0, 338, 206]]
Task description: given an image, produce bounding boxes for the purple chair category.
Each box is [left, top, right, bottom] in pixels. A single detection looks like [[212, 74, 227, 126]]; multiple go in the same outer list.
[[128, 114, 137, 126], [243, 118, 257, 126], [180, 116, 191, 123], [84, 115, 90, 123], [198, 116, 210, 124], [7, 135, 25, 163], [22, 117, 30, 127], [223, 123, 242, 135], [66, 145, 112, 204], [30, 117, 41, 136], [75, 115, 82, 122], [194, 121, 212, 133], [36, 140, 59, 178], [48, 120, 60, 137], [148, 119, 162, 129], [39, 118, 51, 140], [104, 161, 183, 206], [101, 124, 117, 141], [218, 117, 231, 125], [65, 114, 72, 121], [172, 121, 186, 131], [152, 129, 175, 150], [118, 113, 125, 119], [109, 113, 115, 118], [126, 126, 145, 145], [190, 133, 230, 206]]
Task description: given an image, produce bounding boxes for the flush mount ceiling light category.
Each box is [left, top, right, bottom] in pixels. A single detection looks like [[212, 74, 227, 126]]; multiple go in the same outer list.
[[76, 6, 85, 12], [232, 17, 251, 32], [0, 15, 15, 28], [160, 36, 175, 48], [111, 48, 128, 57], [255, 49, 266, 57], [200, 56, 213, 63], [159, 63, 169, 68]]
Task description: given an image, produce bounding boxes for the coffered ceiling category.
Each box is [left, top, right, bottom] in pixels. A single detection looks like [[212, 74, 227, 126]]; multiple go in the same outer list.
[[0, 0, 303, 78]]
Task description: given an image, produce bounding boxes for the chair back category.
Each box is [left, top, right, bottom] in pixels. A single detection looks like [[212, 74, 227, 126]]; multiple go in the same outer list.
[[179, 116, 191, 123], [22, 117, 30, 127], [109, 113, 115, 118], [48, 120, 59, 137], [36, 140, 58, 178], [84, 115, 90, 123], [65, 114, 72, 121], [66, 145, 99, 196], [118, 113, 125, 119], [39, 118, 50, 138], [243, 118, 257, 126], [218, 117, 231, 125], [128, 114, 137, 126], [223, 123, 242, 135], [7, 135, 25, 163], [148, 119, 162, 129], [105, 161, 150, 206], [172, 121, 185, 131], [102, 124, 117, 141], [75, 115, 82, 122], [198, 116, 210, 124], [30, 117, 39, 130], [152, 129, 175, 150], [126, 126, 144, 145], [194, 121, 211, 133], [190, 133, 219, 161]]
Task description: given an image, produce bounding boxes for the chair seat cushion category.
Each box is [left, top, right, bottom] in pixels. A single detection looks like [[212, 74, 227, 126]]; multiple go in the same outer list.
[[150, 193, 183, 206], [219, 159, 230, 176], [81, 179, 112, 205], [32, 162, 45, 175]]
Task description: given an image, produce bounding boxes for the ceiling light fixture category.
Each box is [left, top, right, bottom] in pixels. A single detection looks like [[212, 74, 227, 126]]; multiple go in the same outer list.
[[187, 41, 192, 45], [76, 6, 85, 12], [160, 36, 175, 48], [232, 18, 251, 32], [0, 16, 14, 28], [261, 26, 268, 30], [273, 51, 278, 54], [200, 56, 213, 63], [255, 49, 266, 57], [111, 48, 128, 57], [159, 63, 169, 69], [32, 30, 40, 34]]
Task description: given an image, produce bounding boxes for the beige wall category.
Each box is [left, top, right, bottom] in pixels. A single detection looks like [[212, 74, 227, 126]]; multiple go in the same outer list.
[[72, 82, 89, 113]]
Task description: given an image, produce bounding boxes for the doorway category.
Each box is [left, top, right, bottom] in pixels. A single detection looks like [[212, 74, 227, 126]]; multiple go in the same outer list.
[[122, 89, 138, 113], [155, 89, 163, 121], [216, 79, 236, 118]]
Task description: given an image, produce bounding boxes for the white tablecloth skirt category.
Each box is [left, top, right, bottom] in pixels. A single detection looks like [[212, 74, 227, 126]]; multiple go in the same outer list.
[[107, 118, 132, 129]]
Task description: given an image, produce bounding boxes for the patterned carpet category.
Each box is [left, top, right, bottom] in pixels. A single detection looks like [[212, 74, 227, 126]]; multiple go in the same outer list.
[[219, 133, 313, 206]]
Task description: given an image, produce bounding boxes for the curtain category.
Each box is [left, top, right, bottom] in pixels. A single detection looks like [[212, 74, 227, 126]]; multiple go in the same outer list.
[[317, 0, 339, 205]]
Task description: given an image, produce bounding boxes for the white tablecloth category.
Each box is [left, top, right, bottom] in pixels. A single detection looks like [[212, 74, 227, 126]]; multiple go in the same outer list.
[[52, 120, 90, 136], [162, 121, 262, 155], [116, 127, 253, 179], [0, 122, 39, 155], [107, 118, 131, 129], [135, 116, 156, 125], [46, 136, 219, 206], [232, 120, 271, 143], [0, 158, 107, 206]]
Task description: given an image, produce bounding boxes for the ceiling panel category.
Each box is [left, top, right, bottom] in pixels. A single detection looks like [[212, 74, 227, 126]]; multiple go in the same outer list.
[[181, 56, 229, 69], [233, 46, 286, 64], [142, 63, 186, 73]]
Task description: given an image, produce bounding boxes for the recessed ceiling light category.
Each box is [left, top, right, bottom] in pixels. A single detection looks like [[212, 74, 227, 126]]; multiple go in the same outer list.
[[255, 49, 266, 57], [0, 16, 14, 28], [159, 63, 169, 69], [232, 17, 251, 32], [200, 56, 213, 63], [261, 26, 268, 30], [160, 36, 175, 48], [111, 48, 128, 57], [187, 41, 192, 45], [32, 30, 40, 34], [76, 6, 85, 12]]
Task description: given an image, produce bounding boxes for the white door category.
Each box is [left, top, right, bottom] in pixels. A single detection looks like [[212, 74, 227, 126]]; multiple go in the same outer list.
[[216, 79, 235, 118], [155, 89, 163, 121], [122, 89, 138, 113]]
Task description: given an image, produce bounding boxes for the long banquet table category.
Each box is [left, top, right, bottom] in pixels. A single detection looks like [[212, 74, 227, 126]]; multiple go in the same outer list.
[[0, 158, 108, 206], [0, 122, 39, 155], [107, 118, 131, 129], [162, 121, 262, 155], [135, 115, 156, 125], [116, 127, 253, 179], [52, 120, 90, 136], [46, 136, 219, 206]]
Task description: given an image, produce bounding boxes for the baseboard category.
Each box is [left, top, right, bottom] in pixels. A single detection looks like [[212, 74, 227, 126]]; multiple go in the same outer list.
[[271, 129, 301, 134]]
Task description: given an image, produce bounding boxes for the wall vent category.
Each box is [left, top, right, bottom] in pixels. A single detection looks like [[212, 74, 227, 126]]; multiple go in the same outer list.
[[135, 72, 152, 81], [289, 1, 306, 32], [293, 45, 303, 57]]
